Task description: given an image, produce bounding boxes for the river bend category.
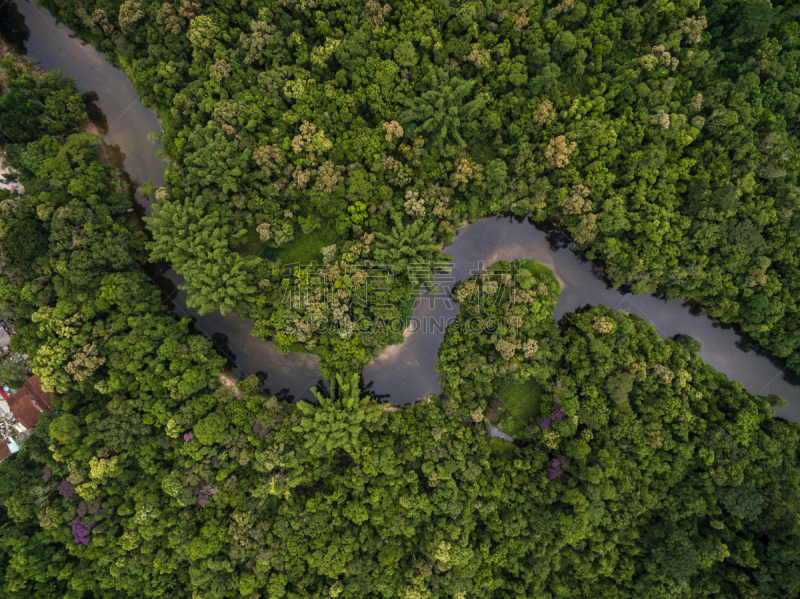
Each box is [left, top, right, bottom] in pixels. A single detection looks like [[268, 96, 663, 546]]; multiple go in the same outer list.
[[4, 0, 800, 421]]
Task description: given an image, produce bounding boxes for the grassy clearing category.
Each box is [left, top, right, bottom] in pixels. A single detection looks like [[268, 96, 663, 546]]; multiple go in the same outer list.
[[261, 228, 340, 265], [491, 377, 545, 440]]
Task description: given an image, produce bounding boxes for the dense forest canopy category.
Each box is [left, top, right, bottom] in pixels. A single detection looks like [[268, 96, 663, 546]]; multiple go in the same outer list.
[[28, 0, 800, 377], [0, 70, 798, 592], [1, 1, 800, 597], [0, 63, 796, 596]]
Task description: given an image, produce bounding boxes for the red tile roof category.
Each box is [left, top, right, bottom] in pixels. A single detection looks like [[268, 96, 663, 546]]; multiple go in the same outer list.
[[0, 442, 9, 462], [24, 375, 53, 411], [8, 375, 53, 430]]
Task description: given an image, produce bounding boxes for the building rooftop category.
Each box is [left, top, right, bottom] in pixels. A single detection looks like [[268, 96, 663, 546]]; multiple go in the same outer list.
[[8, 375, 53, 430], [0, 438, 19, 462]]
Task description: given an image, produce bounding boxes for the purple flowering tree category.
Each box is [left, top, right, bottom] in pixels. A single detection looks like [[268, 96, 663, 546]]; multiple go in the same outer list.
[[71, 516, 94, 545], [193, 484, 217, 507], [546, 456, 572, 480], [58, 479, 76, 499]]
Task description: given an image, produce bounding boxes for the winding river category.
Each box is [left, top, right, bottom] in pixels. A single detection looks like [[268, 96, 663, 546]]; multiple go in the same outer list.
[[3, 0, 800, 421]]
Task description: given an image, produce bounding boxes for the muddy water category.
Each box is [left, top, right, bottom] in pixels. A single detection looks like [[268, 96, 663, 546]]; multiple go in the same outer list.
[[5, 0, 800, 419]]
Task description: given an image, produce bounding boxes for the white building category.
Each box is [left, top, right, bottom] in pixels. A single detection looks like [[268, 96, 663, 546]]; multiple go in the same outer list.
[[0, 396, 24, 435]]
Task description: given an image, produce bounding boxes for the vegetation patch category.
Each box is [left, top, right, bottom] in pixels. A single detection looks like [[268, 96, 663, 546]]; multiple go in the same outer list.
[[518, 258, 561, 295], [491, 377, 546, 440], [489, 435, 517, 457], [260, 226, 340, 266]]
